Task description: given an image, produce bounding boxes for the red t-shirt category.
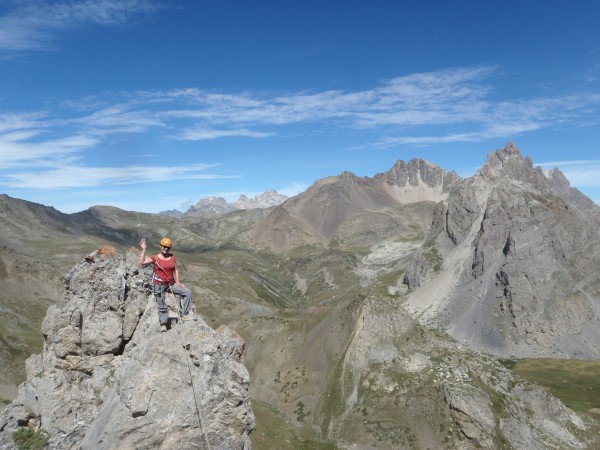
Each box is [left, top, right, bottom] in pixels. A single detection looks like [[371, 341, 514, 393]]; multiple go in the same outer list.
[[150, 255, 176, 284]]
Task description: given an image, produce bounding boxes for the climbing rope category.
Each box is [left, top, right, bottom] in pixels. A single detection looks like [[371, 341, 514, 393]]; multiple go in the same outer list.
[[148, 262, 211, 449], [178, 325, 212, 450]]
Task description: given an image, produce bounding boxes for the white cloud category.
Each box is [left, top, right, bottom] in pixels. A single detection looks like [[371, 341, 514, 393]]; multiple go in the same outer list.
[[74, 104, 166, 135], [371, 121, 542, 147], [4, 65, 600, 201], [373, 133, 482, 147], [1, 164, 235, 189], [0, 112, 48, 133], [130, 67, 600, 145], [0, 131, 98, 168], [562, 168, 600, 187], [6, 66, 600, 153], [158, 67, 493, 128], [538, 159, 600, 167], [0, 0, 164, 51], [176, 128, 275, 141]]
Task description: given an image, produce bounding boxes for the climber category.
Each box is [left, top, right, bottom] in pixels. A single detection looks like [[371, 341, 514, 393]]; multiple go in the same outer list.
[[138, 237, 194, 332]]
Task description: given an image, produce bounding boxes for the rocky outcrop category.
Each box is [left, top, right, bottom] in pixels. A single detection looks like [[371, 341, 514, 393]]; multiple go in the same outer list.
[[0, 246, 254, 449], [403, 143, 600, 358], [233, 191, 289, 210], [182, 191, 289, 219], [185, 196, 238, 218], [375, 158, 460, 204], [317, 295, 595, 449]]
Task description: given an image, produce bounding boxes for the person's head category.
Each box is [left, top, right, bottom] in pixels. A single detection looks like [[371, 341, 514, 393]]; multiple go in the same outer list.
[[159, 237, 172, 253]]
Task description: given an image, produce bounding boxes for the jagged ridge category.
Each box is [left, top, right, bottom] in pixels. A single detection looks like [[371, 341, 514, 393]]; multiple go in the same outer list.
[[0, 246, 254, 449], [403, 143, 600, 358]]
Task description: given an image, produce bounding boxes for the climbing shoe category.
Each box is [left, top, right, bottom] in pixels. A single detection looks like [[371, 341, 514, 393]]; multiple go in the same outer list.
[[182, 312, 195, 321], [160, 324, 167, 332]]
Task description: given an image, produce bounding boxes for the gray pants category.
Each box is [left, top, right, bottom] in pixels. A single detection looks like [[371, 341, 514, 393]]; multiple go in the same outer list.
[[153, 283, 193, 325]]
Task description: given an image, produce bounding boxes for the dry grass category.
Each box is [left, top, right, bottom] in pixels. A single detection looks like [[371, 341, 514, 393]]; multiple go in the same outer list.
[[508, 358, 600, 413], [97, 245, 117, 256]]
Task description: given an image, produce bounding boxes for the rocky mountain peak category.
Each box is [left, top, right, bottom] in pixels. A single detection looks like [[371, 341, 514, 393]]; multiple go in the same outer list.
[[0, 246, 254, 449], [478, 142, 546, 186], [475, 143, 596, 210], [233, 190, 289, 210], [180, 190, 289, 218], [378, 158, 460, 191], [404, 144, 600, 359]]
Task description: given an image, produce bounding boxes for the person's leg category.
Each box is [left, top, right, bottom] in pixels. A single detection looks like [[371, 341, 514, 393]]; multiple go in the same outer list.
[[171, 283, 193, 317], [153, 284, 169, 325]]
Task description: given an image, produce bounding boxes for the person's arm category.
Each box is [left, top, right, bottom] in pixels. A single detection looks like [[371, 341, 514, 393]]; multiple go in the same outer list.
[[139, 239, 154, 265]]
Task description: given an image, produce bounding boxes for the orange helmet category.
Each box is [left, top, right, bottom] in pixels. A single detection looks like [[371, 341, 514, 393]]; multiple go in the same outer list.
[[160, 237, 173, 248]]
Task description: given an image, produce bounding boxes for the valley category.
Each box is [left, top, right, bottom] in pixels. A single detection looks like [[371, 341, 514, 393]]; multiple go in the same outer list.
[[2, 144, 600, 448]]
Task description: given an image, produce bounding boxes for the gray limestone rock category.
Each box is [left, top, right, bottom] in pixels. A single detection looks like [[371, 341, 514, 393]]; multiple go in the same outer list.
[[403, 143, 600, 359], [0, 247, 254, 449], [325, 295, 593, 449]]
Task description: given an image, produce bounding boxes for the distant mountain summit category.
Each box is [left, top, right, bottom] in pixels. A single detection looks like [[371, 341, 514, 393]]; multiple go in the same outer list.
[[249, 159, 460, 250], [160, 190, 288, 218], [403, 143, 600, 358], [374, 158, 460, 203]]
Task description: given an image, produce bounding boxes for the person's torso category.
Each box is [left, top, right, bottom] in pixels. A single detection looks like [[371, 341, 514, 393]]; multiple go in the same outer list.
[[152, 255, 176, 283]]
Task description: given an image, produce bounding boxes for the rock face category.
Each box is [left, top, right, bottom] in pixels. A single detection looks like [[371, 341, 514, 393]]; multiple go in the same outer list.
[[233, 191, 289, 210], [403, 143, 600, 358], [249, 160, 460, 250], [0, 246, 254, 449], [374, 158, 460, 204], [182, 191, 289, 218], [317, 295, 594, 449]]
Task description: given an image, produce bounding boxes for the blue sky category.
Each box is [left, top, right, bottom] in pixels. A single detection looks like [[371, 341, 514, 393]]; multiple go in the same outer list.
[[1, 0, 599, 213]]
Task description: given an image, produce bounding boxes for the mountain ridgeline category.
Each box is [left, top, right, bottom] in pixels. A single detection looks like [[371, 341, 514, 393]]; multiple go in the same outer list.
[[403, 144, 600, 358], [2, 143, 600, 449], [161, 190, 289, 218]]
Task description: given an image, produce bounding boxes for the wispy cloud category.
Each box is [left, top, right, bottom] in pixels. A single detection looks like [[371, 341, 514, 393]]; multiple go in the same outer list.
[[0, 112, 48, 132], [0, 113, 235, 189], [5, 66, 597, 150], [4, 65, 600, 195], [139, 67, 600, 146], [176, 128, 275, 141], [159, 67, 493, 129], [74, 104, 166, 135], [538, 159, 600, 167], [0, 164, 235, 189], [0, 0, 164, 52], [0, 124, 97, 169], [372, 122, 543, 147]]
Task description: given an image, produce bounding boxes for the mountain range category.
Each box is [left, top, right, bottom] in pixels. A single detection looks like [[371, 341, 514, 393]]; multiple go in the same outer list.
[[2, 143, 600, 449], [160, 190, 289, 218]]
